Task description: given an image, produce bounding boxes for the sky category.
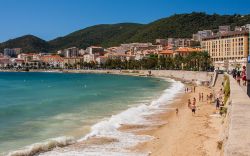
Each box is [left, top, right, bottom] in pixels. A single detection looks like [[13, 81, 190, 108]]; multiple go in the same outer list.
[[0, 0, 250, 42]]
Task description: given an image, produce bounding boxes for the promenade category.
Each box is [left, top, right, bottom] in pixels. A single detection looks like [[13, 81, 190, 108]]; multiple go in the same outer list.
[[225, 76, 250, 156]]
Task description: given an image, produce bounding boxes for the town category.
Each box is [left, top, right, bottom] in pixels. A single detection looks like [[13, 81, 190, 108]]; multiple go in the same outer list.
[[0, 24, 249, 71]]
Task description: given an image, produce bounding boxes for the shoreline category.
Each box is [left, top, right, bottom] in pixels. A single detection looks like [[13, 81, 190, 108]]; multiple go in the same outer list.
[[38, 76, 185, 156], [4, 70, 217, 156], [6, 72, 185, 156]]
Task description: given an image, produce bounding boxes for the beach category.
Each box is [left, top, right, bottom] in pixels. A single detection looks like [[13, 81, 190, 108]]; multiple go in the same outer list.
[[131, 85, 223, 156]]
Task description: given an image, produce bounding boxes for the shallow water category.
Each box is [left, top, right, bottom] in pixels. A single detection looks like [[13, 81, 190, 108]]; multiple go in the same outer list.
[[0, 72, 170, 154]]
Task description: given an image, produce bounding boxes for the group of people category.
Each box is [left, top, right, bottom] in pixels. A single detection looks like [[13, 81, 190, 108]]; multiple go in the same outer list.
[[184, 86, 196, 93], [232, 66, 247, 86], [186, 90, 215, 116]]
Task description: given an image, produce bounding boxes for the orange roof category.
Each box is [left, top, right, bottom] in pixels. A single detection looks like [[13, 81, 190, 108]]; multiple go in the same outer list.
[[176, 47, 202, 53], [159, 50, 174, 54]]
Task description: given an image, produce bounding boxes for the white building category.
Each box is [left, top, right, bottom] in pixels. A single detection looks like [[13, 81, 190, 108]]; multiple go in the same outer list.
[[85, 46, 104, 55], [4, 48, 21, 57], [96, 56, 108, 64], [60, 47, 79, 57], [84, 54, 95, 63]]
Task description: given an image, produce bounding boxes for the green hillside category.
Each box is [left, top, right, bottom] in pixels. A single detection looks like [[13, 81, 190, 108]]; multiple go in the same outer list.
[[0, 35, 51, 53], [1, 12, 250, 53]]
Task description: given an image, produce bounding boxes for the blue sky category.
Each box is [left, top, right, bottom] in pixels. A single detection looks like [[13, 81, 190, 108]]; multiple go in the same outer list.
[[0, 0, 250, 42]]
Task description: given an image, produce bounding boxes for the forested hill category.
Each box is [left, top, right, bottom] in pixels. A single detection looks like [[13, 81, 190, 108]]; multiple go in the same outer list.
[[1, 12, 250, 53]]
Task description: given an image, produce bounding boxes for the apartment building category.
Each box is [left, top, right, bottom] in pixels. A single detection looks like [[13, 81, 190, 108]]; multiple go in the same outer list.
[[201, 30, 249, 70], [4, 48, 22, 57]]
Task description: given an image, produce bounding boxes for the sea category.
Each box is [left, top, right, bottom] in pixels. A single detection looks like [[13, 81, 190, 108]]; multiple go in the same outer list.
[[0, 72, 184, 156]]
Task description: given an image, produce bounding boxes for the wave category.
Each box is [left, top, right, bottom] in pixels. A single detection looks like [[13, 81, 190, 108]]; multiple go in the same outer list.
[[6, 137, 76, 156], [7, 78, 184, 156]]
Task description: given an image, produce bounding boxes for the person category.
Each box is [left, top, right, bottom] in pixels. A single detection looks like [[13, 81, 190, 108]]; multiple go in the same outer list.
[[242, 66, 247, 86], [199, 93, 201, 102], [193, 97, 196, 104], [209, 93, 213, 104], [176, 108, 179, 115], [236, 70, 241, 85], [193, 86, 196, 93], [216, 98, 220, 110], [232, 69, 237, 79], [191, 103, 196, 115], [188, 99, 191, 108], [201, 93, 204, 102]]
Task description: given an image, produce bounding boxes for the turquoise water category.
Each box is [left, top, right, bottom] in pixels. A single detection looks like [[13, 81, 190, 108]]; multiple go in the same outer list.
[[0, 72, 170, 154]]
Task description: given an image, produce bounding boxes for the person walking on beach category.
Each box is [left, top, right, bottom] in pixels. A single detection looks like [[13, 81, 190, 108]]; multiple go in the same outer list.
[[193, 97, 196, 105], [188, 99, 191, 109], [199, 93, 201, 102], [216, 98, 220, 110], [191, 103, 196, 115], [193, 86, 196, 93], [191, 98, 196, 115], [209, 93, 213, 104], [201, 93, 204, 102]]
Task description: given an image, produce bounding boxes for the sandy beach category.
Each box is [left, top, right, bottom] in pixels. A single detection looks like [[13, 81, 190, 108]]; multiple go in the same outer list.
[[130, 84, 223, 156]]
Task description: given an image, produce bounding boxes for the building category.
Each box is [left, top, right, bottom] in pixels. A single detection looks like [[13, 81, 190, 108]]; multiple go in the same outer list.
[[96, 56, 108, 65], [167, 38, 194, 48], [17, 53, 34, 62], [63, 57, 84, 69], [159, 47, 202, 58], [11, 58, 25, 67], [41, 55, 64, 68], [159, 49, 174, 58], [85, 46, 104, 55], [83, 54, 96, 63], [4, 48, 21, 57], [219, 25, 231, 33], [60, 47, 79, 58], [0, 57, 11, 67], [156, 39, 168, 46], [201, 30, 249, 70], [193, 30, 213, 41], [175, 47, 202, 57]]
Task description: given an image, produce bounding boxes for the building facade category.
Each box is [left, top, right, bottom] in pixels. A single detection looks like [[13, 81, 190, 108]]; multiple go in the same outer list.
[[201, 31, 249, 70], [4, 48, 21, 57]]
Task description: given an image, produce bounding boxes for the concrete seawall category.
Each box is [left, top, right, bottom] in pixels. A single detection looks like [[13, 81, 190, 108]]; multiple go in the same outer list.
[[225, 76, 250, 156], [67, 70, 213, 83]]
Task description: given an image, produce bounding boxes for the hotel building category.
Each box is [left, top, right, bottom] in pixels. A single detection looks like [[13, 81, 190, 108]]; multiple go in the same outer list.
[[201, 30, 249, 70]]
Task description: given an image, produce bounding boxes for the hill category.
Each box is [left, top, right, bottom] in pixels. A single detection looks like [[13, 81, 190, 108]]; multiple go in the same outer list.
[[0, 35, 51, 53], [1, 12, 250, 53]]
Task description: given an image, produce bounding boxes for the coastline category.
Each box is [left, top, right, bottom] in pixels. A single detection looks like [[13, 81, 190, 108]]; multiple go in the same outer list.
[[4, 70, 218, 156]]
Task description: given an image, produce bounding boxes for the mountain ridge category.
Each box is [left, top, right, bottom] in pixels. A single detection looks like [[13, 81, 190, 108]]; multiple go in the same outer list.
[[1, 12, 250, 53]]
